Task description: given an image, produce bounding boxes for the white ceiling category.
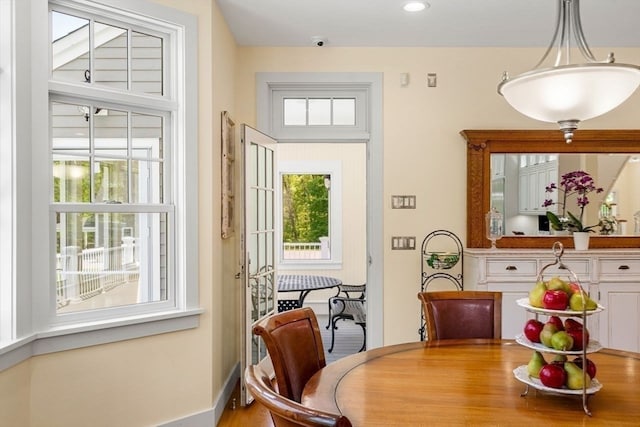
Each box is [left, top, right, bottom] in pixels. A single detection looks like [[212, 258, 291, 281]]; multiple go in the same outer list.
[[216, 0, 640, 48]]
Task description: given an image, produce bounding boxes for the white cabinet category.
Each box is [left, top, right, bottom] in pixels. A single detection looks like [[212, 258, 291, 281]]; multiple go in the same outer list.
[[518, 159, 557, 215], [464, 248, 640, 350], [596, 257, 640, 352]]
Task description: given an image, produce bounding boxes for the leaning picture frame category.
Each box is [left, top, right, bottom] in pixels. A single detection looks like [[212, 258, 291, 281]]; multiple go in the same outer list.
[[221, 111, 235, 238]]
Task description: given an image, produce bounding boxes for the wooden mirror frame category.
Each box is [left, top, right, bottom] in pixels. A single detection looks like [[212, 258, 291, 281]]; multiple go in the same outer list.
[[461, 129, 640, 249]]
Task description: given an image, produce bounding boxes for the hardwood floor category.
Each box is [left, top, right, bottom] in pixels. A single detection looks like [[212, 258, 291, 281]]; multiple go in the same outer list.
[[216, 314, 364, 426]]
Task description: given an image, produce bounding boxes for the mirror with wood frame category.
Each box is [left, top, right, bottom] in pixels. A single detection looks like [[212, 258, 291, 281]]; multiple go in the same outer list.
[[461, 129, 640, 249]]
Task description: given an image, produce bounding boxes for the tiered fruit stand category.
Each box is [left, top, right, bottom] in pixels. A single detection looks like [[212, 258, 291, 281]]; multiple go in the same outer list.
[[512, 242, 605, 416]]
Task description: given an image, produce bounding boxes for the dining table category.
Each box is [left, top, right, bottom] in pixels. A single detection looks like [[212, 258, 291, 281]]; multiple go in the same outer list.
[[302, 339, 640, 426], [277, 274, 342, 311]]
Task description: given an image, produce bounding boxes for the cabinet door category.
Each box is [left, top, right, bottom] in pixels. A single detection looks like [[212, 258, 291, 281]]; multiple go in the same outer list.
[[487, 283, 535, 339], [598, 283, 640, 352]]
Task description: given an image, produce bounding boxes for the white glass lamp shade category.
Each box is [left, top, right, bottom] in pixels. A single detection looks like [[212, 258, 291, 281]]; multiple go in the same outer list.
[[499, 63, 640, 123]]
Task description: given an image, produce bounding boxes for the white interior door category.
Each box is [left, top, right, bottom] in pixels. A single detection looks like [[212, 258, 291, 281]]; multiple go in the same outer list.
[[240, 125, 277, 405]]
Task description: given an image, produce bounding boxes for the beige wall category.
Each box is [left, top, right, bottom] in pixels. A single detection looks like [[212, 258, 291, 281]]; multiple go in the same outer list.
[[2, 3, 640, 424], [235, 46, 640, 345]]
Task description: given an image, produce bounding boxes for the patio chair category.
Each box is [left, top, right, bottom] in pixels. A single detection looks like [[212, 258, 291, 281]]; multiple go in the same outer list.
[[252, 307, 326, 403], [327, 287, 366, 353], [244, 364, 352, 427], [417, 290, 502, 341], [326, 283, 365, 328]]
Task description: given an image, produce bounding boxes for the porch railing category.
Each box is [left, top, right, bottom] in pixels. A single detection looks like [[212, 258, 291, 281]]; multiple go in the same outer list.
[[56, 239, 139, 308]]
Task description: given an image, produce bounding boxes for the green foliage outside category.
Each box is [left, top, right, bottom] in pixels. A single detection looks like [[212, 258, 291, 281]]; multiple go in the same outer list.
[[282, 174, 329, 243]]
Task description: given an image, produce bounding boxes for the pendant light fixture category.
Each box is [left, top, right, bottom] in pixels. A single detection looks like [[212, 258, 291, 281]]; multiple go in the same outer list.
[[498, 0, 640, 143]]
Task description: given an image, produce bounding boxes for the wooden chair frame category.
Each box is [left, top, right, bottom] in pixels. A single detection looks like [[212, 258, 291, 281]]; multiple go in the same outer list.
[[244, 365, 352, 427]]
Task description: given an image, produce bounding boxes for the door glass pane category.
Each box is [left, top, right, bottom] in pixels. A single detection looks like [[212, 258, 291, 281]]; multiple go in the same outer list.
[[132, 113, 163, 160], [333, 98, 356, 125], [283, 98, 306, 125], [93, 158, 129, 203], [95, 107, 128, 156], [56, 211, 167, 313], [132, 31, 163, 95], [51, 101, 90, 154], [131, 159, 162, 203], [308, 98, 331, 125], [94, 22, 127, 89], [51, 11, 89, 83], [53, 157, 91, 203]]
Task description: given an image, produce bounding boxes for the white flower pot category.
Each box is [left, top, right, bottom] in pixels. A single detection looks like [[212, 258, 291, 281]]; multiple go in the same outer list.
[[573, 232, 591, 251]]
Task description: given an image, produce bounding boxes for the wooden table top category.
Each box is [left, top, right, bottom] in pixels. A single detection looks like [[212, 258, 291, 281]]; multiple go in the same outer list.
[[302, 339, 640, 426]]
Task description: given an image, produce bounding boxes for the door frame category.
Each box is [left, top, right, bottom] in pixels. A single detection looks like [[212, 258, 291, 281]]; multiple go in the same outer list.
[[256, 72, 383, 349]]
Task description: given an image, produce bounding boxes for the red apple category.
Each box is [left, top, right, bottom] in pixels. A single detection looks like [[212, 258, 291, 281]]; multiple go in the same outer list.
[[564, 318, 583, 331], [539, 364, 567, 389], [574, 356, 597, 379], [524, 319, 544, 343], [568, 282, 582, 294], [566, 327, 590, 350], [542, 290, 569, 310], [547, 315, 564, 331]]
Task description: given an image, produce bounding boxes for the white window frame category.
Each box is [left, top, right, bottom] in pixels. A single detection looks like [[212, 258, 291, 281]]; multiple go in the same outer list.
[[269, 86, 370, 141], [0, 0, 16, 347], [0, 0, 200, 372], [277, 161, 343, 270]]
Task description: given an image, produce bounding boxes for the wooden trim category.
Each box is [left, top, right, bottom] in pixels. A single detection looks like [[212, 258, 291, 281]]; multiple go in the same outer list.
[[460, 129, 640, 249]]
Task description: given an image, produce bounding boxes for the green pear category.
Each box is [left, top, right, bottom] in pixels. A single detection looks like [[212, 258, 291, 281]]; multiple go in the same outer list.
[[527, 351, 547, 378], [540, 323, 558, 348], [551, 331, 574, 351], [529, 281, 547, 308], [569, 292, 598, 311], [565, 361, 591, 390], [551, 354, 568, 365], [547, 276, 570, 295]]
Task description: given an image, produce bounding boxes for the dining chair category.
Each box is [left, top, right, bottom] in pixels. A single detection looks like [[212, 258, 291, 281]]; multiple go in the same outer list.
[[244, 364, 353, 427], [253, 307, 326, 403], [417, 290, 502, 341], [326, 289, 366, 353]]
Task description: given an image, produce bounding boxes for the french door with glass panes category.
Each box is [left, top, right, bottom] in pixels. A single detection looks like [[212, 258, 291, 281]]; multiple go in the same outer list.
[[240, 125, 277, 405]]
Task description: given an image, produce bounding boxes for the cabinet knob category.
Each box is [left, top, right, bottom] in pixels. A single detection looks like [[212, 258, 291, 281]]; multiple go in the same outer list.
[[505, 265, 517, 271], [618, 265, 630, 270]]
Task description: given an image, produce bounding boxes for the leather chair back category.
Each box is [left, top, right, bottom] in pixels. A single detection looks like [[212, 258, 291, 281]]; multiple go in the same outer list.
[[253, 307, 326, 403], [417, 291, 502, 340]]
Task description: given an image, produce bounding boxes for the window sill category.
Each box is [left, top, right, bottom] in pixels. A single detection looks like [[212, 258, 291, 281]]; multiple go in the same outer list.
[[0, 308, 203, 372]]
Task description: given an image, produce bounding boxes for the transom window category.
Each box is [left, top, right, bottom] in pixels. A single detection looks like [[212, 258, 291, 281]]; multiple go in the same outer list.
[[283, 98, 356, 126]]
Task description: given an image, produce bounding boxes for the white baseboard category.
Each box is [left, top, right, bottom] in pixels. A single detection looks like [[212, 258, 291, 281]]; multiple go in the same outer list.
[[157, 362, 240, 427]]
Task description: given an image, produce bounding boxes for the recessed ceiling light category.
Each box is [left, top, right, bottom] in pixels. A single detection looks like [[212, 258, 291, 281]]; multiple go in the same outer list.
[[403, 2, 428, 12]]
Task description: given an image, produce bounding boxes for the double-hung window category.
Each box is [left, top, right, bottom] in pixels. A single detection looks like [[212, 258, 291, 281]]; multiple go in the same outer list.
[[41, 1, 198, 329]]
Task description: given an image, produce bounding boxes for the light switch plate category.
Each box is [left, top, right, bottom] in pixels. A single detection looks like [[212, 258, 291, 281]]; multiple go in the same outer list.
[[391, 195, 416, 209], [391, 236, 416, 250]]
